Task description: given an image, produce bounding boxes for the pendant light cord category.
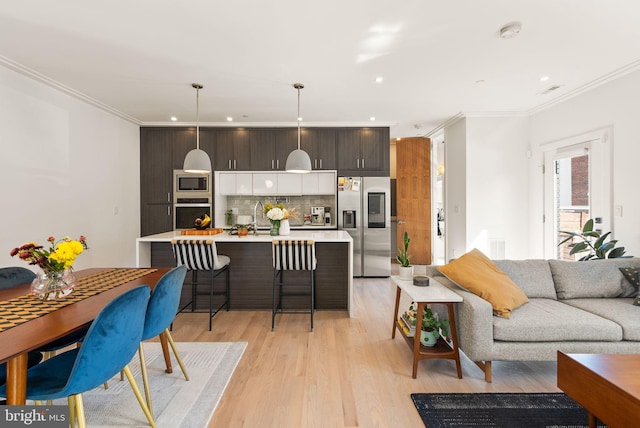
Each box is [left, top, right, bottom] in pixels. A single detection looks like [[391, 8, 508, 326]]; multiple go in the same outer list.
[[297, 86, 301, 150], [196, 86, 200, 150]]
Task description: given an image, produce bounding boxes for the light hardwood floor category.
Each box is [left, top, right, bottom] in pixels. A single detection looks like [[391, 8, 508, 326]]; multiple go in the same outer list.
[[168, 275, 560, 427]]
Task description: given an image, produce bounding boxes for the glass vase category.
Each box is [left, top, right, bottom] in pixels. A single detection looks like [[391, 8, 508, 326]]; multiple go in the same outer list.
[[269, 220, 280, 236], [31, 268, 76, 301]]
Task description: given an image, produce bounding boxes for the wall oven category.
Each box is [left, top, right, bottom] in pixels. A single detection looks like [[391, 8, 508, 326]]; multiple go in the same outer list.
[[174, 201, 212, 230], [173, 170, 212, 229]]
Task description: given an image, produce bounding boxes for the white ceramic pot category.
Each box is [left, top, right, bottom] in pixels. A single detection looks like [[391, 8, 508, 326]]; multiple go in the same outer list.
[[279, 219, 291, 235], [398, 265, 413, 280], [420, 329, 438, 347]]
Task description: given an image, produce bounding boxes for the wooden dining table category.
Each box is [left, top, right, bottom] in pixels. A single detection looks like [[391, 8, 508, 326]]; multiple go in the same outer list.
[[0, 267, 169, 405]]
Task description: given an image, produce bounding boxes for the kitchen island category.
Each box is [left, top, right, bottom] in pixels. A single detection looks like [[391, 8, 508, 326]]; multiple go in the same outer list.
[[136, 230, 353, 316]]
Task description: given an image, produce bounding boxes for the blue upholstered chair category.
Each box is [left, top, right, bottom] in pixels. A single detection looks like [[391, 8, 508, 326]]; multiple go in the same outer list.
[[0, 285, 156, 428], [171, 239, 230, 330], [0, 267, 44, 390], [271, 239, 317, 331], [136, 265, 189, 414]]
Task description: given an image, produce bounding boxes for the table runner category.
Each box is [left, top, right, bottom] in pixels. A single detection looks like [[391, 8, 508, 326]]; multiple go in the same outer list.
[[0, 268, 157, 333]]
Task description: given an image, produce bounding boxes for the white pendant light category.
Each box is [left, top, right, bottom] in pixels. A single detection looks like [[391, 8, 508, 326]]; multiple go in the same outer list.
[[183, 83, 212, 173], [285, 83, 312, 173]]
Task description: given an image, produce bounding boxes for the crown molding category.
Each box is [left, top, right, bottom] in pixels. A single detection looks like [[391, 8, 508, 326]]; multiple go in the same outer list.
[[141, 121, 396, 128], [0, 55, 141, 124], [529, 59, 640, 115]]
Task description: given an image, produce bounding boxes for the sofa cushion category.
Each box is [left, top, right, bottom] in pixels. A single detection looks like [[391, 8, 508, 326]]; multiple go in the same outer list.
[[549, 258, 640, 299], [437, 249, 529, 318], [562, 298, 640, 341], [493, 260, 557, 299], [493, 298, 623, 342]]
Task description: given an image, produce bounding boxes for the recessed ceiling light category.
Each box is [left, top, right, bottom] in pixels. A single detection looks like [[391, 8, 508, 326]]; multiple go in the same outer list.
[[226, 116, 233, 122], [170, 116, 177, 121], [297, 116, 303, 121], [540, 75, 549, 82], [396, 137, 401, 141], [370, 117, 376, 121], [499, 22, 522, 39], [375, 76, 384, 83]]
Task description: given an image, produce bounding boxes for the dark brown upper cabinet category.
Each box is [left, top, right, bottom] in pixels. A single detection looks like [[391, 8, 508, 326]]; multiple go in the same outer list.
[[249, 128, 297, 171], [336, 127, 390, 176], [214, 128, 250, 171], [300, 128, 337, 170]]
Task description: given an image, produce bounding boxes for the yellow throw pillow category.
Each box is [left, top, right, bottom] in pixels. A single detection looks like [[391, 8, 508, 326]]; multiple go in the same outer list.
[[438, 249, 528, 318]]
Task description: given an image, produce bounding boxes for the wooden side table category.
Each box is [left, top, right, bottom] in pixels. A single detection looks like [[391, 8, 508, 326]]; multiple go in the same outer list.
[[391, 275, 463, 379]]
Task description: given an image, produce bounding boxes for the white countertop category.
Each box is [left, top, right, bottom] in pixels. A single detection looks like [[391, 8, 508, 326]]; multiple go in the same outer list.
[[137, 230, 353, 243]]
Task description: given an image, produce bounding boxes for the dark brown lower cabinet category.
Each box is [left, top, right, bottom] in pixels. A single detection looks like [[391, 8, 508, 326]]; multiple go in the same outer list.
[[151, 242, 349, 311]]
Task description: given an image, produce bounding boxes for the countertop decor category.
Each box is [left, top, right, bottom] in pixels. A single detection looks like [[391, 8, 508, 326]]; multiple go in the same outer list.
[[10, 235, 88, 301]]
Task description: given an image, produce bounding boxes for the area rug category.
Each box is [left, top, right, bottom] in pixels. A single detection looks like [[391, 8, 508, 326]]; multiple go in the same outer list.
[[52, 341, 247, 427], [411, 393, 608, 428]]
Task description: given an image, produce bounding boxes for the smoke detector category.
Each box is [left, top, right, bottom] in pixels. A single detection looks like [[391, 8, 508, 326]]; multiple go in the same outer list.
[[499, 22, 522, 39]]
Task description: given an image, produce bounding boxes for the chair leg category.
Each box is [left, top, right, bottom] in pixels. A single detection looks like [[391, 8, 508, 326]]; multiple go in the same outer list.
[[226, 266, 231, 311], [164, 328, 189, 381], [191, 270, 197, 312], [272, 269, 278, 331], [209, 269, 214, 331], [74, 393, 86, 428], [123, 365, 156, 428], [310, 269, 315, 332], [138, 343, 153, 414], [68, 395, 76, 427]]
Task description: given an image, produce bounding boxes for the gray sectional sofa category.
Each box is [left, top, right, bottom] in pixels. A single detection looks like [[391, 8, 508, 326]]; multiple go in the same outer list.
[[425, 258, 640, 382]]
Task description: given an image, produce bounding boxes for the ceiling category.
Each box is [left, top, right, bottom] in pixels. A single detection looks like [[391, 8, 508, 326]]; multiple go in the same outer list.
[[2, 1, 640, 139]]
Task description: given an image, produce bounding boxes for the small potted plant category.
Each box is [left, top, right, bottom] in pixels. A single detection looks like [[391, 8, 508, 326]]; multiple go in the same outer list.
[[409, 302, 450, 347], [397, 231, 413, 279]]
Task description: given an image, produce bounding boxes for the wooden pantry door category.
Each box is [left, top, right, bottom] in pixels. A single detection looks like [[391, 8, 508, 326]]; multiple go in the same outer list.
[[396, 137, 431, 265]]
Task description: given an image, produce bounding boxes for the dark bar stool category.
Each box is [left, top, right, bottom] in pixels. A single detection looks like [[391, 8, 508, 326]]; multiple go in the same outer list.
[[171, 239, 230, 331], [271, 239, 316, 332]]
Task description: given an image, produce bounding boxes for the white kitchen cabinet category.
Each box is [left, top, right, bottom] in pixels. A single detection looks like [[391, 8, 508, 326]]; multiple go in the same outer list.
[[252, 173, 278, 195], [277, 173, 302, 195], [302, 171, 336, 195], [218, 172, 253, 195]]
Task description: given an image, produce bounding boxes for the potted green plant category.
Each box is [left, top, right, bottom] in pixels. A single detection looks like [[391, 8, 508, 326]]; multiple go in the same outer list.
[[558, 218, 627, 260], [409, 302, 450, 347], [397, 231, 413, 279]]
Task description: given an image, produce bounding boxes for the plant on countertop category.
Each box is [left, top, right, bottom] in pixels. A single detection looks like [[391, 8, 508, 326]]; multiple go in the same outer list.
[[558, 218, 627, 260], [397, 231, 412, 267], [409, 302, 450, 342]]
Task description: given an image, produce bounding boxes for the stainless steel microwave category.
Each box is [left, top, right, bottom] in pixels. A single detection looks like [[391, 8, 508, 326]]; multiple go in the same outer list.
[[173, 170, 211, 201]]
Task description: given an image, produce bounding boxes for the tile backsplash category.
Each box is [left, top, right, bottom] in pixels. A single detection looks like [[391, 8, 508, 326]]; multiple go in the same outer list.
[[225, 195, 336, 227]]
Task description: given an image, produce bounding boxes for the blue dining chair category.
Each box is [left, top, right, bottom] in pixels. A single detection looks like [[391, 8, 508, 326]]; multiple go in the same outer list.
[[0, 285, 156, 428], [0, 267, 44, 391], [136, 265, 189, 414]]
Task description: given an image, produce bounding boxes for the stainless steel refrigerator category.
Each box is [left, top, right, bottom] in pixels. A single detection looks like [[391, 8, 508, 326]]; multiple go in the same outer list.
[[338, 176, 391, 277]]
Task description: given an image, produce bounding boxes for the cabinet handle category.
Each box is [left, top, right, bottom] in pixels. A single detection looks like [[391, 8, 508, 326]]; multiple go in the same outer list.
[[314, 159, 317, 169], [228, 159, 231, 170], [320, 159, 323, 169], [357, 159, 360, 169], [167, 206, 171, 216], [362, 158, 365, 169], [276, 159, 279, 169], [271, 160, 274, 169], [234, 159, 237, 169], [167, 193, 171, 203]]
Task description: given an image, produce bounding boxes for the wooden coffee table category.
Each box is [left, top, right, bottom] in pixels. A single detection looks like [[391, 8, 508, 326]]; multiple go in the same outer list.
[[557, 351, 640, 428]]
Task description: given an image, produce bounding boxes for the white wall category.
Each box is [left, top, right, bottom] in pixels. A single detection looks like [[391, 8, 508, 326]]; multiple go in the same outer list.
[[465, 116, 530, 259], [529, 70, 640, 257], [443, 116, 530, 260], [0, 65, 140, 270], [443, 118, 466, 260]]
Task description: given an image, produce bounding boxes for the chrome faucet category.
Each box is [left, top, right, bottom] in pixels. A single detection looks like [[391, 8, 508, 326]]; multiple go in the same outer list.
[[253, 200, 264, 235]]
